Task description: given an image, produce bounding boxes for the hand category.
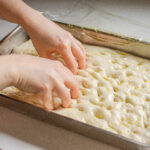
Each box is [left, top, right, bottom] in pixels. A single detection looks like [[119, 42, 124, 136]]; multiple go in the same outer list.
[[0, 55, 79, 110], [0, 0, 86, 74], [22, 12, 86, 74]]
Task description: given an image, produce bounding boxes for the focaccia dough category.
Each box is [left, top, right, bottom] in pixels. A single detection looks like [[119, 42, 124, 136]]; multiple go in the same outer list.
[[1, 40, 150, 144]]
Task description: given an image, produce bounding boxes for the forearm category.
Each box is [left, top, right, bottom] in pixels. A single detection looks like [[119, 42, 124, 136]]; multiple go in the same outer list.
[[0, 0, 42, 32], [0, 0, 86, 75], [0, 0, 34, 22]]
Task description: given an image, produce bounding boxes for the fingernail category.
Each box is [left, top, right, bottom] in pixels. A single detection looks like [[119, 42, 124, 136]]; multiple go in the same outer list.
[[66, 102, 71, 108], [73, 68, 78, 75], [74, 92, 79, 99], [64, 100, 71, 108]]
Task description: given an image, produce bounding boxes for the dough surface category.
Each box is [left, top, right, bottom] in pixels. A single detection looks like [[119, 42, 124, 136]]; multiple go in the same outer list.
[[1, 40, 150, 144]]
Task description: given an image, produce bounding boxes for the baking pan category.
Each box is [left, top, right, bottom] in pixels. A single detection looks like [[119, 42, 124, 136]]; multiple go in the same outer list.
[[0, 23, 150, 150], [0, 26, 29, 55], [1, 21, 150, 59]]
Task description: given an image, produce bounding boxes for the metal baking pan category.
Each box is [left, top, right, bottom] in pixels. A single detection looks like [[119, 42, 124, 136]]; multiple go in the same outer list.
[[1, 21, 150, 59], [0, 22, 150, 150]]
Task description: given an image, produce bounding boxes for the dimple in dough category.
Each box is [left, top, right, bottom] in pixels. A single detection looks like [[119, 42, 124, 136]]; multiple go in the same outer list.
[[1, 40, 150, 144]]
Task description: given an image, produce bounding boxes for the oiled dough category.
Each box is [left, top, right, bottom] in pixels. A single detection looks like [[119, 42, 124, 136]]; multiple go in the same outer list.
[[1, 40, 150, 144]]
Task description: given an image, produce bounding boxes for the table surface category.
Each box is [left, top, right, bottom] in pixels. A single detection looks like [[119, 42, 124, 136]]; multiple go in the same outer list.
[[0, 107, 119, 150], [0, 0, 148, 149]]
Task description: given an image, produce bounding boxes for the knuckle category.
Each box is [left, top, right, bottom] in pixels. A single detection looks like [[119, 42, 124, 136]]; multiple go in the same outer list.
[[61, 40, 70, 49], [41, 83, 50, 92], [51, 76, 59, 85], [55, 38, 66, 50]]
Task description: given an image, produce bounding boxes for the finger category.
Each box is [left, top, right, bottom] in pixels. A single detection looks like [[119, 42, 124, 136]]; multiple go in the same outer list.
[[56, 84, 71, 108], [69, 34, 86, 56], [61, 47, 78, 74], [56, 64, 79, 99], [65, 79, 79, 99], [74, 38, 86, 56], [71, 42, 86, 69], [42, 90, 54, 111], [39, 51, 55, 59]]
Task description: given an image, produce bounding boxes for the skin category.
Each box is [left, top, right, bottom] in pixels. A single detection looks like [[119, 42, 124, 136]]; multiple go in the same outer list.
[[0, 0, 86, 110]]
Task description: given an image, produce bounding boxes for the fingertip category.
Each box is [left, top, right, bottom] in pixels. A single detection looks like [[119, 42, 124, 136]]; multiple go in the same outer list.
[[64, 76, 79, 99], [83, 61, 87, 69], [72, 68, 78, 75], [71, 91, 79, 99], [62, 96, 71, 108], [69, 64, 78, 75], [43, 103, 54, 111], [56, 84, 72, 108], [78, 59, 86, 70], [80, 61, 86, 69], [71, 85, 79, 99], [62, 99, 71, 108]]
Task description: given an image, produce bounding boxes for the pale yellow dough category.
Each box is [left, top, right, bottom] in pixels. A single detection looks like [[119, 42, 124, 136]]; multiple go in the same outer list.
[[1, 40, 150, 144]]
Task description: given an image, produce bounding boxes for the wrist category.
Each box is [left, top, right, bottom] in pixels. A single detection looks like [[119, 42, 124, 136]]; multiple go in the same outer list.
[[13, 0, 42, 31], [18, 9, 43, 34], [18, 10, 54, 38]]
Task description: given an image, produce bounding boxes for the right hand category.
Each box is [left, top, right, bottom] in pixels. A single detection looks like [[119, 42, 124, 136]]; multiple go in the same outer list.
[[22, 12, 86, 74], [0, 55, 79, 110]]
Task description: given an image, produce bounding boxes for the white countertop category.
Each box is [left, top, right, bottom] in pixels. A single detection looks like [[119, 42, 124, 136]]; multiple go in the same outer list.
[[0, 107, 119, 150]]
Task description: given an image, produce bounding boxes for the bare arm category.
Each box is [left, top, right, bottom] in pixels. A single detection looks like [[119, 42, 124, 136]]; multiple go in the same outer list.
[[0, 0, 86, 110], [0, 0, 86, 74], [0, 54, 79, 110], [0, 0, 38, 24]]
